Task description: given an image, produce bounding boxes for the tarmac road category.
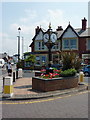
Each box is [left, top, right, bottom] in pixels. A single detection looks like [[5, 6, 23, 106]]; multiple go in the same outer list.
[[2, 90, 88, 118]]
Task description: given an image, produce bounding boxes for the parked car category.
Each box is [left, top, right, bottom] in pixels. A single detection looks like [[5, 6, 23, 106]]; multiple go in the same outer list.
[[83, 65, 90, 76], [51, 64, 62, 70], [45, 64, 62, 70]]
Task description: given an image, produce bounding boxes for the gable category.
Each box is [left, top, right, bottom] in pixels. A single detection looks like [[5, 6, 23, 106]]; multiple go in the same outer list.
[[62, 27, 78, 38], [35, 31, 43, 40]]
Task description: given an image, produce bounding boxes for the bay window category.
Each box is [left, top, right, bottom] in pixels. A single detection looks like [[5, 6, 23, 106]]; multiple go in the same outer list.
[[62, 38, 77, 50]]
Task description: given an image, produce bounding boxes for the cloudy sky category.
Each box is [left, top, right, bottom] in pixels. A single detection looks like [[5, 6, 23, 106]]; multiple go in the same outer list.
[[0, 1, 89, 56]]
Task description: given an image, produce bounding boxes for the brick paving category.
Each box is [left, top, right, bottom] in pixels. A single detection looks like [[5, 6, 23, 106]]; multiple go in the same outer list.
[[10, 77, 88, 100], [13, 77, 39, 95]]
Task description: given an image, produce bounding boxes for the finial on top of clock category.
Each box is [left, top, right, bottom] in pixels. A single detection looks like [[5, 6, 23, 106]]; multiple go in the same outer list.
[[49, 22, 51, 29]]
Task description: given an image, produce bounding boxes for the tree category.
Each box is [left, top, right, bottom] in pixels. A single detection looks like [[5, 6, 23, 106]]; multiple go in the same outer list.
[[24, 54, 36, 70], [24, 54, 35, 63]]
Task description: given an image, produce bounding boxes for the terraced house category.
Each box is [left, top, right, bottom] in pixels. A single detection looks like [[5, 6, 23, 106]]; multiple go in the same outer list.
[[28, 17, 90, 69]]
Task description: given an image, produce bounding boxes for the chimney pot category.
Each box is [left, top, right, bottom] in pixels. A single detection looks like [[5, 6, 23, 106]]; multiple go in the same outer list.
[[56, 26, 63, 31], [82, 17, 87, 30], [35, 26, 40, 34]]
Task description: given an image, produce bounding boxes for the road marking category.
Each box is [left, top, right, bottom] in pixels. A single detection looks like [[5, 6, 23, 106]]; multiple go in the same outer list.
[[1, 90, 89, 105]]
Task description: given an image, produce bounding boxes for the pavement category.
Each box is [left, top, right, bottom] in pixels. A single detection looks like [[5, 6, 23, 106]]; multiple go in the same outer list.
[[1, 76, 88, 101]]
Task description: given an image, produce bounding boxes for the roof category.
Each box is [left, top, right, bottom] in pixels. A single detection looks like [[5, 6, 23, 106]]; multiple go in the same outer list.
[[59, 24, 79, 39], [75, 28, 90, 37], [32, 28, 44, 40], [30, 25, 90, 48]]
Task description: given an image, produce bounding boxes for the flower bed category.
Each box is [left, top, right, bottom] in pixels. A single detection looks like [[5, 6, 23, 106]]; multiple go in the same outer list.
[[33, 68, 78, 92], [32, 75, 78, 92]]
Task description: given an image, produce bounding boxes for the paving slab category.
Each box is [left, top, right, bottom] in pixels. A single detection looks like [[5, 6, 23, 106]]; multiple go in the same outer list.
[[2, 77, 88, 100]]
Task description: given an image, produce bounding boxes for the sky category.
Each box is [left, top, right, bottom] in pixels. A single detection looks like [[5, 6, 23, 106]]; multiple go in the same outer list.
[[0, 1, 89, 56]]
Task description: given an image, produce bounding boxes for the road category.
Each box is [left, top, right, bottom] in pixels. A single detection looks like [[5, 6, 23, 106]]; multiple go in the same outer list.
[[1, 90, 89, 118], [0, 69, 89, 119]]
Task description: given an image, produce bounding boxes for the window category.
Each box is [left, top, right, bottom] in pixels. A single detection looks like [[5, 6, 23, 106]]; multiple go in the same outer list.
[[39, 42, 41, 50], [35, 41, 47, 50], [42, 56, 46, 62], [52, 43, 59, 50], [70, 39, 77, 49], [53, 55, 59, 64], [87, 39, 90, 50], [63, 39, 77, 50], [42, 42, 45, 49], [36, 56, 40, 66], [63, 40, 69, 49], [36, 56, 40, 61]]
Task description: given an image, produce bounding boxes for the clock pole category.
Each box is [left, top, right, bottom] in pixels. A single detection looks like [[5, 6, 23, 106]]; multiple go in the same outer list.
[[48, 23, 52, 67], [43, 23, 57, 73]]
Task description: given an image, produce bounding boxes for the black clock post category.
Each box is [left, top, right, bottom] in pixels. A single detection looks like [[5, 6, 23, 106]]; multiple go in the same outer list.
[[43, 23, 57, 73]]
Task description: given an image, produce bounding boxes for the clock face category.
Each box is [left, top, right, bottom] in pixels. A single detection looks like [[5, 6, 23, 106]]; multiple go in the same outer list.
[[43, 33, 49, 43], [51, 33, 57, 43]]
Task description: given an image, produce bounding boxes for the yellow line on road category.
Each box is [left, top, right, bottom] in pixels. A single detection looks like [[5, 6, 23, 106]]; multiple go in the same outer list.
[[1, 90, 89, 105]]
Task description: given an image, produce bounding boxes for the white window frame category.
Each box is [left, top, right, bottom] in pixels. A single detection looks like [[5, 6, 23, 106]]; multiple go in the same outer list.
[[52, 42, 60, 51], [35, 41, 47, 51], [62, 38, 78, 50]]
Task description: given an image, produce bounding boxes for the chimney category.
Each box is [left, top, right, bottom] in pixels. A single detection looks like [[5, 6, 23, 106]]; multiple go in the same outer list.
[[56, 26, 63, 31], [82, 17, 87, 30], [35, 26, 39, 34]]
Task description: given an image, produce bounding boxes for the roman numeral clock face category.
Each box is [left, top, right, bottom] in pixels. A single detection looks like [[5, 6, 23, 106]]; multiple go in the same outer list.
[[50, 33, 57, 43], [43, 34, 49, 43]]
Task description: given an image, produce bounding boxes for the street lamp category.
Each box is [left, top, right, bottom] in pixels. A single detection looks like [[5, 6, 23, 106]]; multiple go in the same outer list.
[[17, 27, 21, 62], [43, 23, 57, 73]]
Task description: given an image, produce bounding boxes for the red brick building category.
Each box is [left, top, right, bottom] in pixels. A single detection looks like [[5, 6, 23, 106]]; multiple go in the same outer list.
[[29, 17, 90, 68]]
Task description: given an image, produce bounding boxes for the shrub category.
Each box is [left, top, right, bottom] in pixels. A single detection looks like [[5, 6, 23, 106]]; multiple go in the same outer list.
[[61, 52, 81, 71], [16, 60, 24, 69], [60, 68, 77, 77]]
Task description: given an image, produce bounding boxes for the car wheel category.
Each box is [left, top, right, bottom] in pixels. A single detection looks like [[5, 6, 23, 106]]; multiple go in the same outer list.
[[84, 72, 89, 76]]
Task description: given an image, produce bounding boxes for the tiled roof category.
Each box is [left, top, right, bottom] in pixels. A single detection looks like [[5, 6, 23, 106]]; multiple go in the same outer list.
[[56, 27, 90, 39], [29, 26, 90, 47], [75, 28, 90, 37]]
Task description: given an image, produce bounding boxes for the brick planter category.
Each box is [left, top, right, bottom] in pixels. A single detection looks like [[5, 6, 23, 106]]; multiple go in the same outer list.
[[32, 76, 78, 92]]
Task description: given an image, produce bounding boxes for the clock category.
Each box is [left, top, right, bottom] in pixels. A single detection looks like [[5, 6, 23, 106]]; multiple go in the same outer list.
[[50, 33, 57, 43], [43, 33, 49, 43]]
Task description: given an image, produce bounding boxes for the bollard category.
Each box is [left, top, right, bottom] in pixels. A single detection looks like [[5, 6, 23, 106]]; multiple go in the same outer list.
[[79, 71, 84, 83], [3, 77, 5, 91], [16, 69, 18, 79], [18, 68, 23, 78], [3, 76, 13, 97], [13, 72, 16, 82]]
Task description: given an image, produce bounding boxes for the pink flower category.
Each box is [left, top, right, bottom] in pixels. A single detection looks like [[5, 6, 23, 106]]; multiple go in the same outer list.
[[41, 69, 46, 72], [41, 73, 44, 76]]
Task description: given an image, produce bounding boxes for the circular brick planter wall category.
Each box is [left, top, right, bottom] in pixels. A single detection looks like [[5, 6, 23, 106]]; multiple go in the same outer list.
[[32, 76, 78, 92]]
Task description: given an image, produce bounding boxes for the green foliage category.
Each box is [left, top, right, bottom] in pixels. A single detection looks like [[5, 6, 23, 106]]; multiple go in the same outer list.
[[61, 52, 81, 71], [24, 52, 30, 55], [16, 60, 24, 69], [60, 68, 77, 77], [24, 54, 35, 63]]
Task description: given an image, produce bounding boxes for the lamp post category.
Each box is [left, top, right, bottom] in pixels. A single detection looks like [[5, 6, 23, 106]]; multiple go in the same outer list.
[[43, 23, 57, 73], [17, 27, 21, 62]]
